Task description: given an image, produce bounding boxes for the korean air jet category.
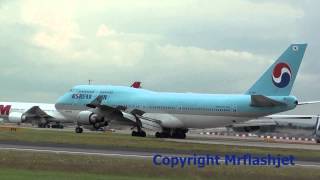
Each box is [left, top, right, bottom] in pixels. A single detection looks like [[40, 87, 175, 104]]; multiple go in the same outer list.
[[55, 44, 318, 138]]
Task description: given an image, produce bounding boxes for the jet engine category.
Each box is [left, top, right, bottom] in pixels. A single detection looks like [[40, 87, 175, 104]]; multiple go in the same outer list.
[[77, 111, 100, 124], [8, 112, 27, 123]]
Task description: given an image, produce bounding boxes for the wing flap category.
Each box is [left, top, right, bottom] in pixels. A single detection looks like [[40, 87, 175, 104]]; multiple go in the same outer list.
[[121, 112, 162, 131], [24, 106, 51, 118], [87, 95, 163, 131], [140, 118, 162, 131]]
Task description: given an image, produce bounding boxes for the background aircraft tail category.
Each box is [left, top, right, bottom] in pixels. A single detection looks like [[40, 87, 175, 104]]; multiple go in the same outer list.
[[131, 81, 142, 88], [246, 44, 307, 96]]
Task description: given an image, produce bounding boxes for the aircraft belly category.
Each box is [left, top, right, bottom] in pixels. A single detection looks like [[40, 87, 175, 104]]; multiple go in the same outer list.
[[166, 114, 250, 129]]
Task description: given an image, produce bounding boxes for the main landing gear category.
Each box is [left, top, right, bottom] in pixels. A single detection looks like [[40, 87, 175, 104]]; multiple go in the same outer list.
[[38, 122, 50, 128], [132, 130, 146, 137], [131, 113, 146, 137], [155, 128, 188, 139], [93, 121, 108, 130], [51, 123, 64, 129]]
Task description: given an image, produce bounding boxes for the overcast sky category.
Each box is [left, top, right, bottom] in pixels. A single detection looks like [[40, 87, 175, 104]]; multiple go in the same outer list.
[[0, 0, 319, 114]]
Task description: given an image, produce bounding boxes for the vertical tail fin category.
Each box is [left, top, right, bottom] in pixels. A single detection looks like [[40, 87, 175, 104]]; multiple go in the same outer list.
[[246, 44, 307, 96], [131, 81, 142, 88]]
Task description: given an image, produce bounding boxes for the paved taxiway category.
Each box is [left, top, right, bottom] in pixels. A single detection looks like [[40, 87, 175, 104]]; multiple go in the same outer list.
[[0, 142, 319, 169], [169, 134, 320, 150], [114, 129, 320, 150]]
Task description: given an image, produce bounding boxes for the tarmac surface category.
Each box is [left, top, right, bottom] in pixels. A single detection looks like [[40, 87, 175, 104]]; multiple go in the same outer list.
[[113, 129, 320, 150], [171, 134, 320, 150]]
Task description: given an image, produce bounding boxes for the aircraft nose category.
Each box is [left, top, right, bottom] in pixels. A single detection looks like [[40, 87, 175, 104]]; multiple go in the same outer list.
[[55, 92, 72, 108]]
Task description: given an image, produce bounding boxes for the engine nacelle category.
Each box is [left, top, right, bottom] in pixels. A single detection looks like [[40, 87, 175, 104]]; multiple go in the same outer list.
[[77, 111, 99, 124], [8, 112, 27, 123]]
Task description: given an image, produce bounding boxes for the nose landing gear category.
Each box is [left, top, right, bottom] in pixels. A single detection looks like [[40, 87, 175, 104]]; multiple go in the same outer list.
[[75, 126, 83, 133]]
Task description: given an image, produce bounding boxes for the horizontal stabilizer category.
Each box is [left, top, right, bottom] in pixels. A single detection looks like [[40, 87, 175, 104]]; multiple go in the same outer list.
[[251, 95, 286, 107], [232, 120, 277, 127], [265, 115, 316, 119], [297, 101, 320, 105]]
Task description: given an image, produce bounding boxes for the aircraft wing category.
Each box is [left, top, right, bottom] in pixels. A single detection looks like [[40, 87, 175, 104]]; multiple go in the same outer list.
[[120, 112, 162, 131], [137, 114, 162, 131], [86, 95, 162, 131], [24, 106, 52, 119], [20, 106, 63, 125], [86, 95, 104, 108]]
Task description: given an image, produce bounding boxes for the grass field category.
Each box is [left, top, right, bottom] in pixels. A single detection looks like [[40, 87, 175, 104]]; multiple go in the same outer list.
[[0, 150, 319, 180], [0, 128, 319, 162]]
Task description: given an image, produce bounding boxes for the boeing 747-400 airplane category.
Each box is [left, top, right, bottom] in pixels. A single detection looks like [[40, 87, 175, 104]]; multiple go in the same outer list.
[[55, 44, 318, 138]]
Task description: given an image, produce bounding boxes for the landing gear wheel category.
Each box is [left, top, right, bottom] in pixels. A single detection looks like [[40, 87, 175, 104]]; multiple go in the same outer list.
[[132, 130, 146, 137], [182, 133, 186, 139], [38, 123, 49, 128], [140, 131, 146, 137], [132, 131, 137, 136], [179, 133, 186, 139], [93, 122, 101, 129], [172, 131, 186, 139], [75, 127, 83, 133], [155, 132, 161, 138], [52, 124, 63, 129], [155, 132, 170, 138]]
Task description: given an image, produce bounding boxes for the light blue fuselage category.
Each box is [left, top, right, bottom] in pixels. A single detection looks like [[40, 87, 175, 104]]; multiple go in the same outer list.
[[55, 85, 297, 128]]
